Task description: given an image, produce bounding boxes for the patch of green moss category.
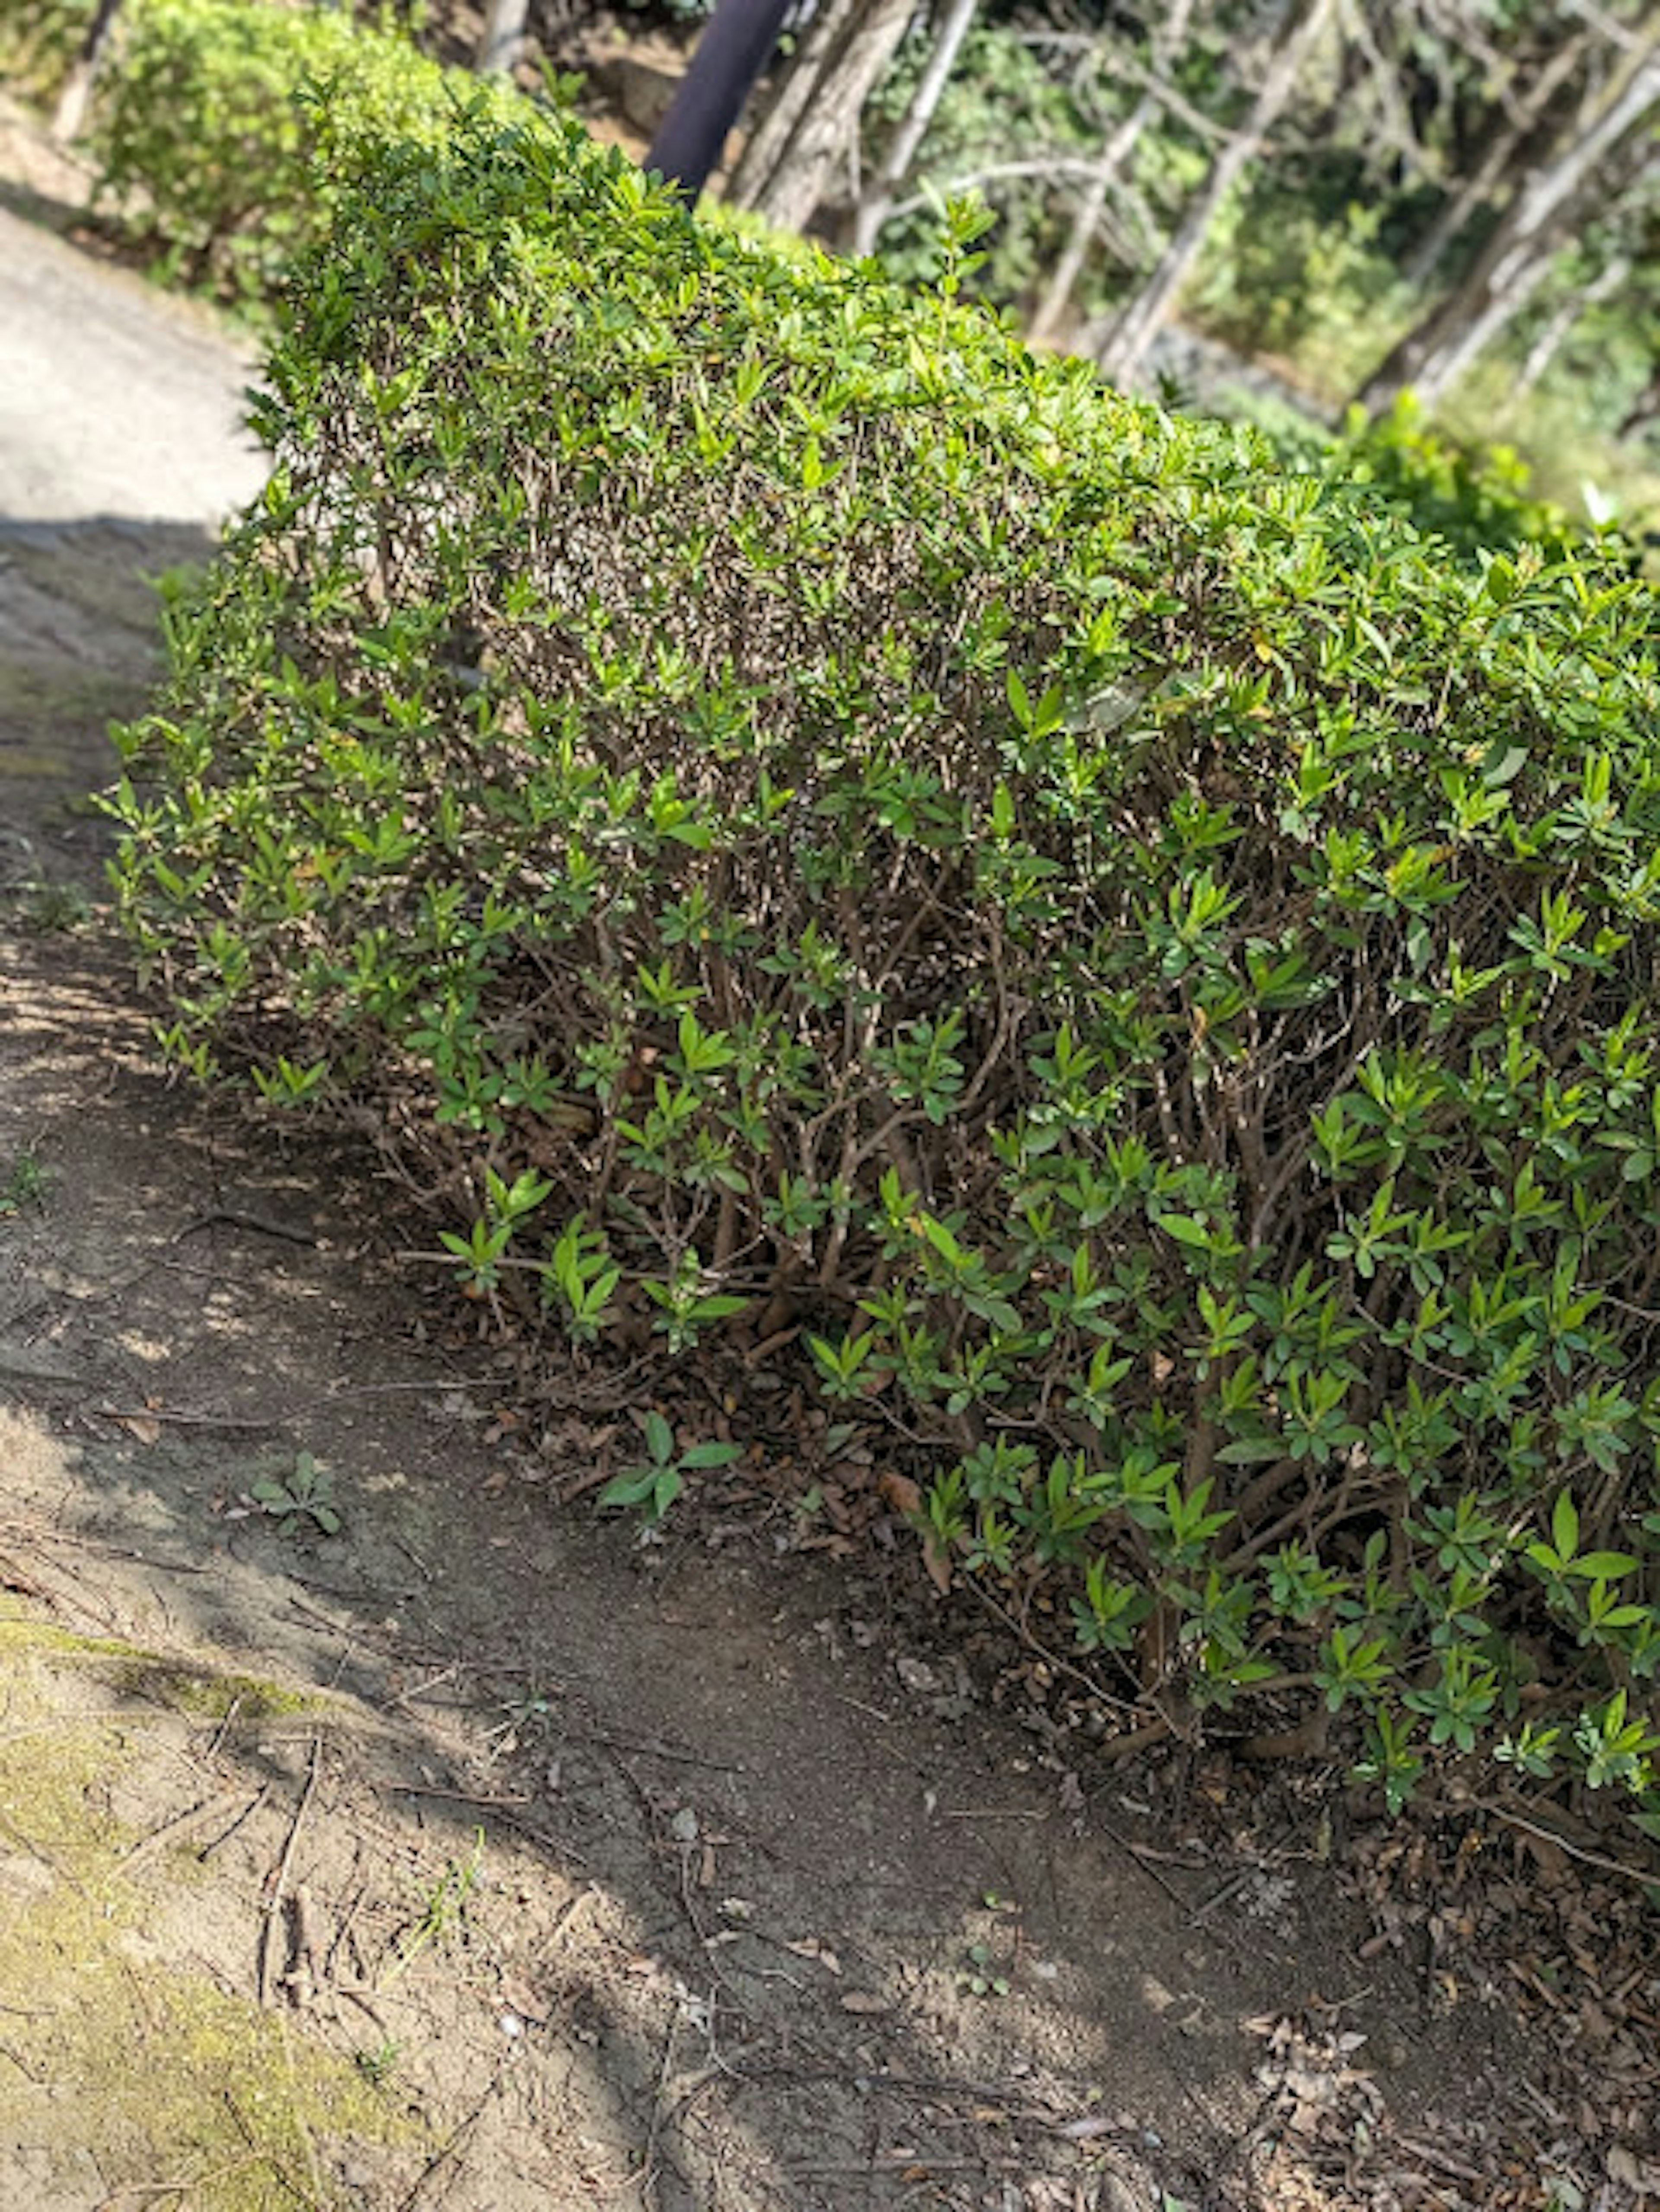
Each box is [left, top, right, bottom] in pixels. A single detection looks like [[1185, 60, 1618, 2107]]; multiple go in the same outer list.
[[0, 1631, 421, 2209], [111, 1656, 323, 1720], [0, 1616, 329, 1720]]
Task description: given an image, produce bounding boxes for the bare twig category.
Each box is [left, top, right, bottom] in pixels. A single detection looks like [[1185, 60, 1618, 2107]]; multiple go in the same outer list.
[[96, 1403, 284, 1432], [1477, 1798, 1660, 1888], [177, 1207, 316, 1248], [258, 1736, 322, 2008]]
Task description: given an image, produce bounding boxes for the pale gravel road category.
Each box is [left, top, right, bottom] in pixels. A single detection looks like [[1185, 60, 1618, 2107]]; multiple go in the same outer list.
[[0, 201, 267, 525], [0, 180, 268, 881]]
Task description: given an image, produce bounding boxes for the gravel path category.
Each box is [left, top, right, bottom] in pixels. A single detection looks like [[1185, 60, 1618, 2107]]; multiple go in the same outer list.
[[0, 199, 265, 524]]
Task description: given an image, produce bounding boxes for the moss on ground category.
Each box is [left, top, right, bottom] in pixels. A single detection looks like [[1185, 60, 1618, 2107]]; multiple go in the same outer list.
[[0, 1608, 421, 2209]]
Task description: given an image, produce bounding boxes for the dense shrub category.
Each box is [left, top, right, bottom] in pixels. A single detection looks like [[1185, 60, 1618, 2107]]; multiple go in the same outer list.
[[110, 105, 1660, 1830], [83, 0, 530, 310]]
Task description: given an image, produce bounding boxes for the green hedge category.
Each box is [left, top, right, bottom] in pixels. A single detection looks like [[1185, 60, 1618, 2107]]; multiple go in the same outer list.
[[109, 106, 1660, 1833], [82, 0, 530, 310]]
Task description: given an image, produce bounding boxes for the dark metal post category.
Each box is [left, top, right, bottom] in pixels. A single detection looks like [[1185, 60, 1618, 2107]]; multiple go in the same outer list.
[[647, 0, 796, 201]]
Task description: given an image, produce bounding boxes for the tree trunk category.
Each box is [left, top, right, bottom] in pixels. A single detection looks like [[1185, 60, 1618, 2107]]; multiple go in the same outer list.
[[1513, 250, 1629, 399], [849, 0, 977, 255], [647, 0, 796, 200], [1095, 0, 1338, 389], [475, 0, 529, 76], [751, 0, 918, 236], [1025, 93, 1157, 345], [728, 0, 861, 207], [50, 0, 126, 141], [1357, 24, 1660, 412], [1026, 0, 1196, 348], [1401, 31, 1592, 291]]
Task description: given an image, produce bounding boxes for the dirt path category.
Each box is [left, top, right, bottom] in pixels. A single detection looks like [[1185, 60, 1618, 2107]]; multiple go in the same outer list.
[[0, 104, 1647, 2212]]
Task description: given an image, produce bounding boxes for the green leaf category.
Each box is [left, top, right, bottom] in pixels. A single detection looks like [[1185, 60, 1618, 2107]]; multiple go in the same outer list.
[[1158, 1214, 1211, 1248]]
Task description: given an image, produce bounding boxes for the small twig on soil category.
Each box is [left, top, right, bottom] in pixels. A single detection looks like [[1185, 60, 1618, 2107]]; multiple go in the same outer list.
[[387, 1664, 461, 1714], [396, 2058, 509, 2212], [223, 2088, 316, 2208], [282, 1883, 324, 2009], [389, 1783, 532, 1810], [177, 1207, 316, 1248], [96, 1403, 284, 1432], [967, 1577, 1146, 1719], [1089, 1815, 1195, 1913], [0, 1549, 49, 1599], [1391, 2132, 1488, 2182], [642, 2010, 681, 2192], [258, 1736, 322, 2008], [122, 1791, 235, 1870], [95, 1375, 494, 1436], [834, 1693, 894, 1726], [545, 1884, 597, 1951], [791, 2158, 1028, 2176], [96, 2155, 263, 2202], [206, 1694, 243, 1759], [1477, 1797, 1660, 1887], [326, 1876, 372, 1985], [755, 2059, 1061, 2125], [382, 1782, 569, 1858], [196, 1784, 272, 1864], [1191, 1870, 1255, 1923]]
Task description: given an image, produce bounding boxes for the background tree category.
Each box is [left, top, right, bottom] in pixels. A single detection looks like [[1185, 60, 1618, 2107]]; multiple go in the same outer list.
[[734, 0, 919, 234], [850, 0, 979, 255], [1357, 13, 1660, 410], [646, 0, 796, 197], [1096, 0, 1341, 385], [51, 0, 127, 140]]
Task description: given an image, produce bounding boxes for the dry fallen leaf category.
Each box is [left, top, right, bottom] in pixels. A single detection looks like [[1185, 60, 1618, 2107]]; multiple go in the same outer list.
[[878, 1469, 922, 1516], [783, 1937, 842, 1974]]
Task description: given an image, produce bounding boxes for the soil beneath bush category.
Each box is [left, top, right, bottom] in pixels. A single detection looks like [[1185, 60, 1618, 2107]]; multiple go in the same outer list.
[[1, 95, 1657, 2212]]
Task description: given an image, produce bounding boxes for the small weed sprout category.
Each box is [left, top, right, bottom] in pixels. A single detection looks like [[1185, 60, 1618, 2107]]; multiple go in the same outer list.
[[599, 1410, 741, 1526], [957, 1941, 1011, 1999], [354, 2038, 400, 2088], [249, 1451, 341, 1536], [0, 1151, 48, 1216], [382, 1830, 485, 1988]]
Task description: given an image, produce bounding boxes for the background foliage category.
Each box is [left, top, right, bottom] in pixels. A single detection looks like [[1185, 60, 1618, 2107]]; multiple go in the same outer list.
[[75, 0, 529, 310]]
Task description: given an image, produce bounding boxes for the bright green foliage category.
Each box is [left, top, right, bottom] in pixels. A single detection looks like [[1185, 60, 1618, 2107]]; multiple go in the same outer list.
[[599, 1411, 743, 1526], [109, 104, 1660, 1824], [1326, 396, 1583, 565], [83, 0, 530, 311], [0, 0, 89, 98]]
